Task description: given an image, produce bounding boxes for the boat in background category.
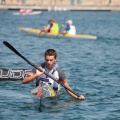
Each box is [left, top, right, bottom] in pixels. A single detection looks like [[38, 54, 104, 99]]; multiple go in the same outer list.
[[19, 27, 97, 40], [13, 8, 42, 15]]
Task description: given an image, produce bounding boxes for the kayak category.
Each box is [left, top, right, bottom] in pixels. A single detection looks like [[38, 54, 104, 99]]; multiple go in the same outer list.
[[19, 27, 97, 40], [31, 83, 59, 108], [0, 68, 31, 81], [0, 68, 59, 109], [13, 11, 42, 15]]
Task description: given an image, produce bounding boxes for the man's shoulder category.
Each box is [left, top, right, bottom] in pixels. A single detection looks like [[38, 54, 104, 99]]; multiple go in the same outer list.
[[56, 67, 66, 79], [56, 66, 64, 74]]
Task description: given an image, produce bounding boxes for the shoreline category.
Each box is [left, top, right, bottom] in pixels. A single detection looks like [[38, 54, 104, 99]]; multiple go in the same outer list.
[[0, 5, 120, 12]]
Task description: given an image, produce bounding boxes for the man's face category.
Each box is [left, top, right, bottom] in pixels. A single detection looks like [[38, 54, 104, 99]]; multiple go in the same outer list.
[[45, 55, 56, 70]]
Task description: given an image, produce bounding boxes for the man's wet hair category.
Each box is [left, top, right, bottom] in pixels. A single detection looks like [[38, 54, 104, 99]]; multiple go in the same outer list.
[[44, 49, 57, 59]]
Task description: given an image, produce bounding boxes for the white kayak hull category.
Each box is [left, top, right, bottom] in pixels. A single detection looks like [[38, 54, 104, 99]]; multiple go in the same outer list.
[[13, 11, 42, 15]]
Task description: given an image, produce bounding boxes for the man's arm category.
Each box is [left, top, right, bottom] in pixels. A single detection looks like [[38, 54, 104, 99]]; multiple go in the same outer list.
[[22, 72, 38, 84], [23, 68, 44, 84], [63, 80, 85, 100]]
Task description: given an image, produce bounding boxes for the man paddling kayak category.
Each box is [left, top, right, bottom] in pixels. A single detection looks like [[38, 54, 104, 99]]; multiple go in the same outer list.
[[38, 18, 59, 35], [23, 49, 85, 100], [59, 20, 76, 35]]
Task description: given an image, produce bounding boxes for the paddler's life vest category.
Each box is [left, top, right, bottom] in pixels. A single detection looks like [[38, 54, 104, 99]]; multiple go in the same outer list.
[[66, 25, 76, 35], [36, 63, 60, 91], [49, 23, 59, 34]]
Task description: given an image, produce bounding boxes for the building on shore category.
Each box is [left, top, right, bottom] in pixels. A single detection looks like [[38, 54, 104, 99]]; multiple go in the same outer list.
[[0, 0, 120, 11]]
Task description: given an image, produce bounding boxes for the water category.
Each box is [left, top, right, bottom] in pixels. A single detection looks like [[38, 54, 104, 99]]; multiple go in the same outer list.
[[0, 10, 120, 120]]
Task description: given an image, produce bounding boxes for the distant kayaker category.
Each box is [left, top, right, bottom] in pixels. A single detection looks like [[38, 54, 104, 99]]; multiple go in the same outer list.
[[22, 49, 85, 100], [39, 18, 59, 35], [20, 8, 26, 15], [59, 20, 76, 35]]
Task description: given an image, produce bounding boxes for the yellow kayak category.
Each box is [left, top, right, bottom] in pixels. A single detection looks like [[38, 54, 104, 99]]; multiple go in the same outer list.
[[19, 27, 97, 40]]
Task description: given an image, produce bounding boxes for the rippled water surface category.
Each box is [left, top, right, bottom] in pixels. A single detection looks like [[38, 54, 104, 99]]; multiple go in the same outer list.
[[0, 10, 120, 120]]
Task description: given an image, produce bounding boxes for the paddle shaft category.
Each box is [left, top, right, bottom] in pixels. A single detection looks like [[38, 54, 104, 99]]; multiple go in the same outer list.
[[3, 41, 79, 97], [59, 15, 67, 32], [56, 15, 67, 38]]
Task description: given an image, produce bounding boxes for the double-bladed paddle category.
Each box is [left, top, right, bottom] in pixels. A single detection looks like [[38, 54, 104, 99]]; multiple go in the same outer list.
[[3, 41, 79, 97]]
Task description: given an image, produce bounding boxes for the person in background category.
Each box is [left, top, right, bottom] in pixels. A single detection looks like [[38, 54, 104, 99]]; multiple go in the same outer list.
[[23, 49, 85, 100], [26, 8, 32, 14], [20, 8, 26, 15], [38, 18, 59, 35], [59, 20, 76, 35]]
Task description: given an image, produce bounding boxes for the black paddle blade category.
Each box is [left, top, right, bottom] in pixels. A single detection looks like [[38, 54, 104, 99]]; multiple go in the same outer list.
[[3, 41, 15, 50], [0, 68, 31, 81]]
